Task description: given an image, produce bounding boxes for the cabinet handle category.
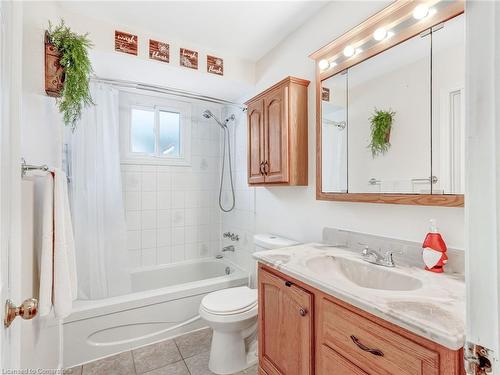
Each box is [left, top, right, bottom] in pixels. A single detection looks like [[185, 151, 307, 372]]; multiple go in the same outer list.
[[350, 335, 384, 357], [259, 162, 265, 176], [285, 281, 293, 287], [263, 161, 269, 175], [299, 307, 307, 316]]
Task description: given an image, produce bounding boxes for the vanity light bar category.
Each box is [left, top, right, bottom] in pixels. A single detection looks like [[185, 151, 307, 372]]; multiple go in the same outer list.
[[316, 0, 452, 72], [319, 59, 338, 72]]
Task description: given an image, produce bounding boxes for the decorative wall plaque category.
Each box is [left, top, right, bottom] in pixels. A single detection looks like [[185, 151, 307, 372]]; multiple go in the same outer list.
[[322, 87, 330, 101], [149, 40, 170, 63], [180, 48, 198, 69], [207, 55, 223, 76], [115, 31, 138, 55]]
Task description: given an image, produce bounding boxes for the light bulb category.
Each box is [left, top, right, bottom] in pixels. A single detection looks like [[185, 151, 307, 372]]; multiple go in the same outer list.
[[343, 45, 355, 57], [329, 61, 337, 68], [373, 27, 387, 41], [413, 4, 429, 20], [318, 59, 329, 70], [355, 48, 363, 55]]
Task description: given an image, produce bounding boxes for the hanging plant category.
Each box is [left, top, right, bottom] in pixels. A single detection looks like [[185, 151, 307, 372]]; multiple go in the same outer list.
[[368, 108, 395, 157], [47, 20, 94, 130]]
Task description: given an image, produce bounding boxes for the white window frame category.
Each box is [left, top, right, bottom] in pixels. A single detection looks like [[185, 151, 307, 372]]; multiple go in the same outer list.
[[119, 91, 192, 166]]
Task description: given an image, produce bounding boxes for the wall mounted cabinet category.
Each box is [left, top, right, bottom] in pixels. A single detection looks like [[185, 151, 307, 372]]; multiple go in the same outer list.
[[246, 77, 310, 186]]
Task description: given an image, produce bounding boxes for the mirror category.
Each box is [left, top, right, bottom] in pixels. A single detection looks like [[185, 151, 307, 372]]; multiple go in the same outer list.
[[319, 13, 464, 204]]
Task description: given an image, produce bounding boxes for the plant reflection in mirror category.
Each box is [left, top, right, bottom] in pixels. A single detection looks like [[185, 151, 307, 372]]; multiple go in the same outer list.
[[368, 108, 395, 157]]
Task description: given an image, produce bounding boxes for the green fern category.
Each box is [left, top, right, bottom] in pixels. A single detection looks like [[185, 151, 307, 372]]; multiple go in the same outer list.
[[48, 20, 93, 130], [368, 108, 395, 157]]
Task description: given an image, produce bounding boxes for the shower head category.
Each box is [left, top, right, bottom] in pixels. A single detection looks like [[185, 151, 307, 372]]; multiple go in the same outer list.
[[202, 109, 225, 128], [202, 109, 235, 129]]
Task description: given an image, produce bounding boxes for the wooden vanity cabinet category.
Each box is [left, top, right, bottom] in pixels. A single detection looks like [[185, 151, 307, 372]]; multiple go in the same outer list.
[[246, 77, 309, 186], [258, 264, 465, 375]]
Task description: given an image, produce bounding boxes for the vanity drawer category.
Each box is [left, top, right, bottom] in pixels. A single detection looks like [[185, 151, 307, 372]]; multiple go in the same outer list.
[[318, 297, 440, 375], [318, 344, 368, 375]]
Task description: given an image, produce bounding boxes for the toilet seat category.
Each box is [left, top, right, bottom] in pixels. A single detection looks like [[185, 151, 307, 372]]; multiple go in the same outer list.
[[201, 287, 257, 316]]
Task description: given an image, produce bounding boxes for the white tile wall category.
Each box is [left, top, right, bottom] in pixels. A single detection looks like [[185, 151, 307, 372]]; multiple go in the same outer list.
[[220, 108, 258, 284], [122, 105, 223, 268]]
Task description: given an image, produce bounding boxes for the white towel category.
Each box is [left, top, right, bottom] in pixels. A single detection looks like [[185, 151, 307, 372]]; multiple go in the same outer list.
[[38, 169, 77, 318], [38, 175, 54, 317]]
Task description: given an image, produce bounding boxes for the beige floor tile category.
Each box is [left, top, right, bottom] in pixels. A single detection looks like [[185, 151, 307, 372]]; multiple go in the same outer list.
[[185, 351, 257, 375], [174, 328, 212, 359], [64, 366, 82, 375], [132, 339, 182, 374], [142, 360, 189, 375], [233, 364, 258, 375], [184, 351, 215, 375], [82, 351, 135, 375]]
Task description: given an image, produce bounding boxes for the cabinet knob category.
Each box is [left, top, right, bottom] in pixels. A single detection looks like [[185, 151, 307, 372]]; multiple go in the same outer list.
[[285, 281, 293, 287], [299, 307, 307, 316]]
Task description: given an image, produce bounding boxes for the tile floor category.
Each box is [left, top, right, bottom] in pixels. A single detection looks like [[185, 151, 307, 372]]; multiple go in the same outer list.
[[65, 328, 258, 375]]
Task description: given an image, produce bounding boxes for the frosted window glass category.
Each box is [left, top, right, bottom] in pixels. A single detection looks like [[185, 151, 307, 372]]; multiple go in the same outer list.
[[159, 111, 181, 157], [131, 108, 155, 153]]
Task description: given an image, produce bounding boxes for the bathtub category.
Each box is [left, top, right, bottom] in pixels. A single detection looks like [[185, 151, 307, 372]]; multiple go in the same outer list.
[[63, 258, 248, 367]]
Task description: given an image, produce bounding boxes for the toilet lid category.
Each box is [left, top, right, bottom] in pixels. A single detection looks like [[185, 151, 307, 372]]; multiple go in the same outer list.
[[201, 287, 257, 315]]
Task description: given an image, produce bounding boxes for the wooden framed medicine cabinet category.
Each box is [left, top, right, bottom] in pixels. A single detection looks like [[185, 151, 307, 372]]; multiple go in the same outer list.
[[310, 0, 465, 207]]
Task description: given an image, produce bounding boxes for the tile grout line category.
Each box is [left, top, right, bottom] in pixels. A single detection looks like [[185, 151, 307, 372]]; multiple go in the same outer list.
[[173, 339, 193, 375], [130, 350, 139, 375]]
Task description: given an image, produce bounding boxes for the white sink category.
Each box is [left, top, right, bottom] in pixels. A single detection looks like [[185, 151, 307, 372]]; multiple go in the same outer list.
[[305, 255, 422, 291]]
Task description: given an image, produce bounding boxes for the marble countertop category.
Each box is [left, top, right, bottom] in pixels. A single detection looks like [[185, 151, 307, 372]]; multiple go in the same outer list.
[[253, 243, 465, 350]]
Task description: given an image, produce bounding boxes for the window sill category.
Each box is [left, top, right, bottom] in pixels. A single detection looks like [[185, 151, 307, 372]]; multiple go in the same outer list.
[[121, 156, 191, 167]]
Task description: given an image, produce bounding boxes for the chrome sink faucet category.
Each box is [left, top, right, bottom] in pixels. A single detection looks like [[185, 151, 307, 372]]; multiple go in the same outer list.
[[360, 244, 398, 267]]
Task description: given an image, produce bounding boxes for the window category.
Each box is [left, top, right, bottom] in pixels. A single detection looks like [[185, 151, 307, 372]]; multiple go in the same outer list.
[[120, 92, 191, 165]]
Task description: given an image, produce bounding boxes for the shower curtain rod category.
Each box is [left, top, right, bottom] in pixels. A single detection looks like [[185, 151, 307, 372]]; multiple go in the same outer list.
[[91, 76, 246, 110]]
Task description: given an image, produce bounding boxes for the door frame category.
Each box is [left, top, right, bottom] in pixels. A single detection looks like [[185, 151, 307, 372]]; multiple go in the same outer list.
[[0, 0, 24, 369], [465, 0, 500, 372]]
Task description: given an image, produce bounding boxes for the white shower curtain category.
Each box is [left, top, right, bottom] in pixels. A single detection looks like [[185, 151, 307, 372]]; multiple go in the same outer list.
[[70, 82, 131, 299]]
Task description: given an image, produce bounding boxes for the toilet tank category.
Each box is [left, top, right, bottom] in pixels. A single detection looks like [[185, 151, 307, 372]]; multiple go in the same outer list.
[[253, 233, 300, 252]]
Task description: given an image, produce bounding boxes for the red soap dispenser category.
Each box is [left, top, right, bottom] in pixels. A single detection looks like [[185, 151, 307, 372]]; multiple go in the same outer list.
[[422, 219, 448, 273]]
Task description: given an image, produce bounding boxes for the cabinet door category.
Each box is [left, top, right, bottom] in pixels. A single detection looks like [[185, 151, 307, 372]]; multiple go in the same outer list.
[[264, 87, 289, 183], [247, 99, 265, 184], [258, 267, 313, 375]]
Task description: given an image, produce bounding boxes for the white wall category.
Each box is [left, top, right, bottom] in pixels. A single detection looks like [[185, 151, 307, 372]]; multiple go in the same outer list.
[[220, 108, 257, 282], [21, 1, 256, 268], [21, 1, 254, 169], [121, 102, 224, 268], [246, 1, 464, 250]]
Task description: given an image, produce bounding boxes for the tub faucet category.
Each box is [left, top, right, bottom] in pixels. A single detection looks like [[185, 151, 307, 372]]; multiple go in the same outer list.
[[222, 245, 235, 252], [223, 232, 239, 241]]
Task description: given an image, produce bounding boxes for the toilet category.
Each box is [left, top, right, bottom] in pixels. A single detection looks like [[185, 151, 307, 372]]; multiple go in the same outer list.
[[199, 234, 300, 375]]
